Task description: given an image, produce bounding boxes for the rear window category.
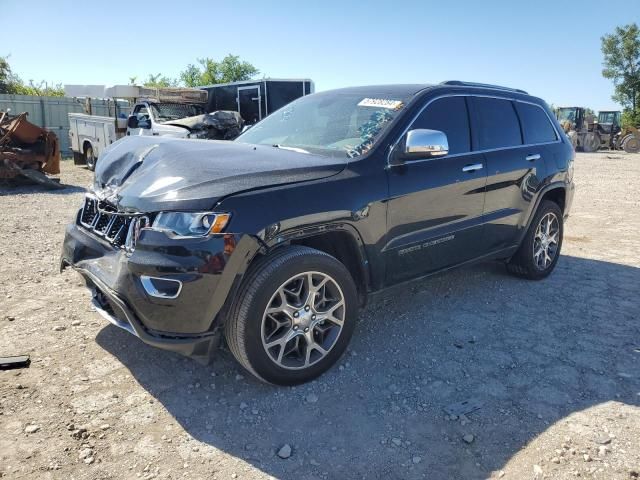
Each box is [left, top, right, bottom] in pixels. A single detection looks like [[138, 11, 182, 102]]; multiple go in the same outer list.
[[473, 97, 522, 150], [515, 103, 558, 144]]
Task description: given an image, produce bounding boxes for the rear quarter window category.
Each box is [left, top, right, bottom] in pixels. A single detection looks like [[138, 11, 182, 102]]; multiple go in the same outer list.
[[472, 97, 522, 150], [515, 102, 558, 144]]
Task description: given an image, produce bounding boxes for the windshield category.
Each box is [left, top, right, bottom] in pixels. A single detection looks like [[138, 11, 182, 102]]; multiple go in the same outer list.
[[151, 103, 205, 122], [235, 92, 409, 158], [598, 112, 619, 124], [556, 108, 576, 123]]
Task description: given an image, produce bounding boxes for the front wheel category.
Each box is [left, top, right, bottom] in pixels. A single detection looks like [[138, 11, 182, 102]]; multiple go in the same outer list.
[[582, 132, 600, 153], [622, 134, 640, 154], [507, 200, 563, 280], [224, 246, 358, 385]]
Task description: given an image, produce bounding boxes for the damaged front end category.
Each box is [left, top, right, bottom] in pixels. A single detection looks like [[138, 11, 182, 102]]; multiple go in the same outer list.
[[61, 190, 260, 363], [61, 134, 345, 361], [164, 110, 244, 140]]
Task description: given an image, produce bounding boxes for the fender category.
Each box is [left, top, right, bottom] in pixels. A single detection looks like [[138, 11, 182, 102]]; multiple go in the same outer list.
[[81, 138, 95, 155], [518, 181, 567, 244], [264, 221, 372, 295]]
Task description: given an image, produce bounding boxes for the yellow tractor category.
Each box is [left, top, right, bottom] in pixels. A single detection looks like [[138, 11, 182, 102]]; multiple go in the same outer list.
[[615, 125, 640, 153], [556, 107, 600, 151], [556, 107, 639, 153]]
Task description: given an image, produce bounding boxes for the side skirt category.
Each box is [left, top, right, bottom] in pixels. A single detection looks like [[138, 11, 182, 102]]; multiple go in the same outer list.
[[367, 245, 519, 301]]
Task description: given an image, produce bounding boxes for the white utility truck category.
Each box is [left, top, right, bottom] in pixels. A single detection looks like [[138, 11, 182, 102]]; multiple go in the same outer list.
[[65, 85, 207, 170]]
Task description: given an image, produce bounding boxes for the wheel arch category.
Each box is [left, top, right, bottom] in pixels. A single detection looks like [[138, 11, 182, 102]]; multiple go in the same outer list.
[[519, 183, 567, 244], [82, 139, 95, 155], [264, 224, 371, 307]]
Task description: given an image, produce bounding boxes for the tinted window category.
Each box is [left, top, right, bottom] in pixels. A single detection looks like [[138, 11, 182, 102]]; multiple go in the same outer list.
[[411, 96, 470, 154], [516, 103, 558, 144], [473, 97, 522, 149]]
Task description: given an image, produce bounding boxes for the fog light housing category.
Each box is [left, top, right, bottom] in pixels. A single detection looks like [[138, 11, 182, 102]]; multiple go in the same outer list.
[[140, 276, 182, 299]]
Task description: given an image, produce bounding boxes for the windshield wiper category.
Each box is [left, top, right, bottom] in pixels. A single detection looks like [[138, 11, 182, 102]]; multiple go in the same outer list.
[[272, 144, 310, 154]]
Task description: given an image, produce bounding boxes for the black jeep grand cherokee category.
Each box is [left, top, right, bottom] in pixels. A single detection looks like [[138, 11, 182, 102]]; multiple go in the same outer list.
[[62, 81, 575, 385]]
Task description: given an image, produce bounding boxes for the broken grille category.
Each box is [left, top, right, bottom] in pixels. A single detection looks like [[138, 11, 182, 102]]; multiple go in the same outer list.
[[79, 196, 133, 248]]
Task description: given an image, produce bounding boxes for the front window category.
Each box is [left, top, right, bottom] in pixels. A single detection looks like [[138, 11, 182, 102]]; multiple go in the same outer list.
[[150, 103, 205, 122], [556, 108, 576, 123], [235, 91, 410, 158]]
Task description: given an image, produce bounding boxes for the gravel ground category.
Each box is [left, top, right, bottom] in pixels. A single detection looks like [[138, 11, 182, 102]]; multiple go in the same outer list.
[[1, 152, 639, 480]]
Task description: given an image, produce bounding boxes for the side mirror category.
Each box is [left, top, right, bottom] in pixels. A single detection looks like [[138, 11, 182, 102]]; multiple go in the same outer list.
[[127, 115, 139, 129], [404, 129, 449, 158]]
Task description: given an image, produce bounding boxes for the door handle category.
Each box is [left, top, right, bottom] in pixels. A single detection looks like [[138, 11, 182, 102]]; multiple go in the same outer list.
[[526, 154, 541, 162], [462, 163, 483, 172]]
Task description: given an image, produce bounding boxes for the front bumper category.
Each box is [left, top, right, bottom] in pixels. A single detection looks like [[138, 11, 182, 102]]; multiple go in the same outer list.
[[61, 214, 261, 360]]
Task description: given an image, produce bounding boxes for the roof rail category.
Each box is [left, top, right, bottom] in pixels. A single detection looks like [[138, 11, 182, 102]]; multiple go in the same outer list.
[[440, 80, 528, 95]]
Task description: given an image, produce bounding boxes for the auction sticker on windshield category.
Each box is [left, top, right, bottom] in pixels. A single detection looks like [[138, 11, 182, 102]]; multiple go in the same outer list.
[[358, 98, 404, 110]]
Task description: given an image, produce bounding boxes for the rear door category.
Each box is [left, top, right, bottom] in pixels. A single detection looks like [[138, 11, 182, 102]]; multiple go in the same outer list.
[[469, 97, 556, 252], [237, 86, 262, 125], [384, 95, 487, 284]]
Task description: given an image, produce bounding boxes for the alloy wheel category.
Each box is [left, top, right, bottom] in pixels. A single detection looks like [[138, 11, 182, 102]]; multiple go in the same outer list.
[[261, 271, 345, 370], [532, 212, 560, 270]]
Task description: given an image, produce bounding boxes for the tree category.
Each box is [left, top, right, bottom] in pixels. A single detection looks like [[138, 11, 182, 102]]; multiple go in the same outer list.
[[179, 63, 202, 88], [601, 23, 640, 126], [179, 54, 259, 87], [142, 73, 178, 88], [10, 80, 64, 97], [0, 55, 64, 96], [0, 56, 11, 93]]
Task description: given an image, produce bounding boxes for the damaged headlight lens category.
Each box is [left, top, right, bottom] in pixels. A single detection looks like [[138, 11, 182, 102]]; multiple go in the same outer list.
[[152, 212, 231, 237]]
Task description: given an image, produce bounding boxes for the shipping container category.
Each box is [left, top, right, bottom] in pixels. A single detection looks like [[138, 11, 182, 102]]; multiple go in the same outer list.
[[201, 78, 314, 125]]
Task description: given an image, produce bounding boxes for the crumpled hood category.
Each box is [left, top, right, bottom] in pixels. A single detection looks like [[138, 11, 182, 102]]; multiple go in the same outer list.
[[93, 136, 346, 213]]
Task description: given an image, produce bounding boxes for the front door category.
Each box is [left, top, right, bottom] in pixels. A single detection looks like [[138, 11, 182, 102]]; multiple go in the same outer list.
[[384, 96, 487, 285], [128, 104, 153, 136], [237, 86, 261, 125]]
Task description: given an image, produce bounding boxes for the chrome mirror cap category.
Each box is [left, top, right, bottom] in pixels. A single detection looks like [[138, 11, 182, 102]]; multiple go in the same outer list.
[[405, 129, 449, 157]]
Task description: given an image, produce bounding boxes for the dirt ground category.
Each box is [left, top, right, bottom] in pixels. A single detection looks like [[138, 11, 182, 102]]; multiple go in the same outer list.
[[1, 152, 639, 480]]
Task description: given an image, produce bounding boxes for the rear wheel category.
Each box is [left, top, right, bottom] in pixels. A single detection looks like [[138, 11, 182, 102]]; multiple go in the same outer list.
[[84, 144, 96, 171], [507, 200, 563, 280], [224, 246, 358, 385]]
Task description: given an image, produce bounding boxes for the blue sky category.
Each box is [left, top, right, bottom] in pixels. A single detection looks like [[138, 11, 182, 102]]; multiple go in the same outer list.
[[3, 0, 635, 110]]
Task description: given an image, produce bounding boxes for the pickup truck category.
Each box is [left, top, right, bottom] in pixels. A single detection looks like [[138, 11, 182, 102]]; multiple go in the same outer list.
[[66, 85, 209, 170], [69, 100, 205, 170]]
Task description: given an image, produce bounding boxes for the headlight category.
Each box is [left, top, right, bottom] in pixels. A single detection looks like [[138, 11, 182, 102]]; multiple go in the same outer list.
[[152, 212, 231, 237]]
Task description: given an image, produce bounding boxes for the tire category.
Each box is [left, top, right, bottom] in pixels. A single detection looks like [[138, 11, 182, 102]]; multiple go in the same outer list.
[[84, 145, 96, 171], [622, 134, 640, 154], [224, 246, 358, 385], [582, 132, 600, 153], [507, 200, 563, 280]]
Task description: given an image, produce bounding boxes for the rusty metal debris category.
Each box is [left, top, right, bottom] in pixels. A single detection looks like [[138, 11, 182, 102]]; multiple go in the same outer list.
[[0, 111, 63, 189]]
